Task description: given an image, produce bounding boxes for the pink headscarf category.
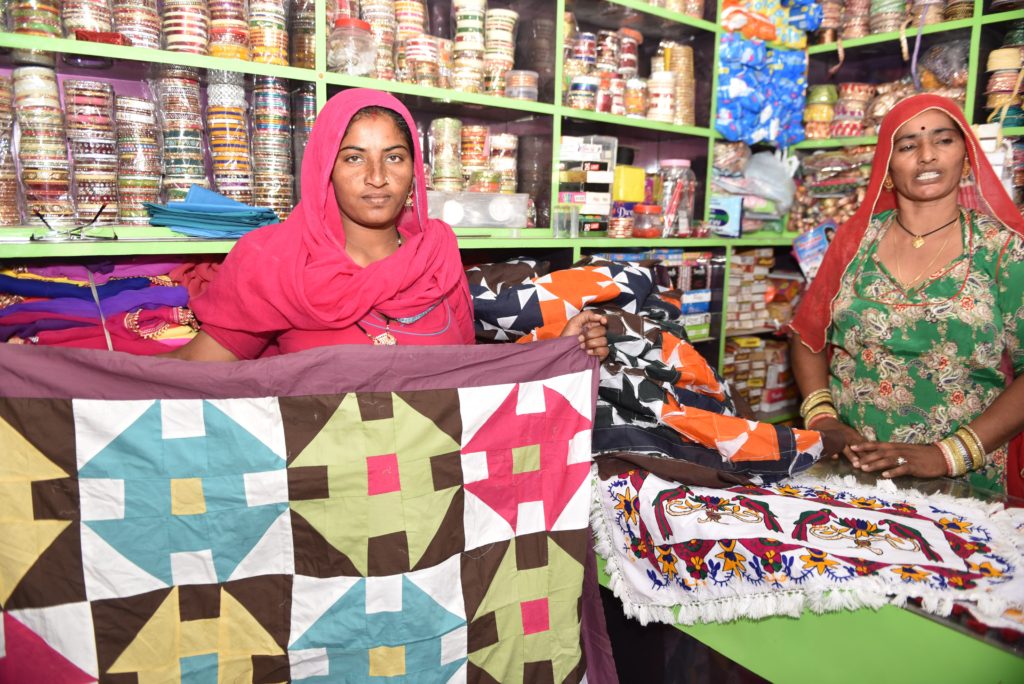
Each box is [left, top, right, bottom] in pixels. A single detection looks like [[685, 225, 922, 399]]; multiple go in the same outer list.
[[192, 89, 472, 334], [790, 94, 1024, 353]]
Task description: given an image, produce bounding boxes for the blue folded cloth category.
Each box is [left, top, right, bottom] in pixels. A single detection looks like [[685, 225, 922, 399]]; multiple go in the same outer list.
[[145, 186, 281, 238]]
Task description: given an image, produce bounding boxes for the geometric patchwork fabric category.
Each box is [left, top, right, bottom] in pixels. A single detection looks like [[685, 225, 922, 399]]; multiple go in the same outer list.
[[75, 399, 289, 597], [0, 342, 596, 682], [287, 391, 463, 578]]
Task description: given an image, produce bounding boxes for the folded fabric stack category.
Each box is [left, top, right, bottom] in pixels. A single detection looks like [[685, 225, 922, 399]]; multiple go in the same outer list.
[[145, 185, 280, 238], [0, 258, 200, 354]]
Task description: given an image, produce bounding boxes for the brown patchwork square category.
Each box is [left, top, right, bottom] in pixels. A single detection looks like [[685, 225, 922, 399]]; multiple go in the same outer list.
[[178, 584, 221, 621], [31, 477, 78, 520], [288, 466, 330, 501], [468, 611, 499, 652], [367, 531, 409, 576], [430, 451, 463, 490], [515, 532, 549, 571]]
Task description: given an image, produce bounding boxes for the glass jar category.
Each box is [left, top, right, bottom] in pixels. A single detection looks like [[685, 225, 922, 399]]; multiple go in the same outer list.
[[659, 158, 696, 237], [327, 17, 376, 76], [624, 78, 647, 118], [631, 204, 662, 238]]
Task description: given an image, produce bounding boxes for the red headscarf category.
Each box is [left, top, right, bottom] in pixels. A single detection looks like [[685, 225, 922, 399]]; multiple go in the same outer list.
[[192, 89, 472, 334], [790, 93, 1024, 353]]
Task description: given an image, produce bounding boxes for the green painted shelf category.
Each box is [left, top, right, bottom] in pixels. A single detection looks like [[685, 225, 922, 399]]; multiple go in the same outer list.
[[604, 0, 720, 33], [793, 135, 879, 149], [322, 72, 559, 117], [562, 108, 716, 138], [0, 33, 319, 81], [807, 17, 976, 55], [980, 9, 1024, 25]]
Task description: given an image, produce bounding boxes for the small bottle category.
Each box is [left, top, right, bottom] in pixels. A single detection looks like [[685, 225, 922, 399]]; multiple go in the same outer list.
[[658, 158, 696, 237]]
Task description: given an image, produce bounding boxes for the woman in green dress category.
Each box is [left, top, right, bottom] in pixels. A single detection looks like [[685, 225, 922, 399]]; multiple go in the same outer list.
[[789, 94, 1024, 494]]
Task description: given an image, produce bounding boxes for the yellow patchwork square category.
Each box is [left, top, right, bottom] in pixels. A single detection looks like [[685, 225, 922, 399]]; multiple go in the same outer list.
[[512, 444, 541, 474], [171, 478, 206, 515], [368, 645, 406, 677]]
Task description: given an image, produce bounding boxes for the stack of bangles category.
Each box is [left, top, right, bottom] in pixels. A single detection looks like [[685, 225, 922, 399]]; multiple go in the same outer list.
[[936, 426, 987, 477], [800, 388, 838, 428]]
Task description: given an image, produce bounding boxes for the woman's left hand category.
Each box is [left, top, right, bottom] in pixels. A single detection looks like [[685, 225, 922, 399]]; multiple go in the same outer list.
[[561, 311, 609, 361], [848, 441, 948, 479]]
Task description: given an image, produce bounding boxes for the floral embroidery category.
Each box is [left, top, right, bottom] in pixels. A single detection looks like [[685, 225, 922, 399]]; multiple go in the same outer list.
[[597, 472, 1023, 628], [893, 565, 931, 582], [801, 549, 839, 575]]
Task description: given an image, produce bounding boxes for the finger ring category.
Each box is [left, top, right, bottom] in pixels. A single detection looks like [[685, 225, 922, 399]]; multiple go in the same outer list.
[[896, 456, 907, 466]]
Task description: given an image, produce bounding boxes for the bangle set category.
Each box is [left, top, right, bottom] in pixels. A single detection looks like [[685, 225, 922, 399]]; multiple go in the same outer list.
[[934, 425, 987, 477], [800, 388, 838, 428]]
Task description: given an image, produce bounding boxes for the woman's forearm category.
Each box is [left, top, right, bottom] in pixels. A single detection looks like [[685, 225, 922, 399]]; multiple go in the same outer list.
[[969, 373, 1024, 453], [789, 332, 831, 397]]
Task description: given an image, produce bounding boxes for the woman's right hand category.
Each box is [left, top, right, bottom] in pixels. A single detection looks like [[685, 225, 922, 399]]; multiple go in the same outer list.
[[812, 416, 868, 462]]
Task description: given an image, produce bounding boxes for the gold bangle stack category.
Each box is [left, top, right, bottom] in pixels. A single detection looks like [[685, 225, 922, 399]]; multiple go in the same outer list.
[[955, 426, 987, 471], [935, 426, 987, 477], [806, 405, 839, 427], [800, 388, 838, 428]]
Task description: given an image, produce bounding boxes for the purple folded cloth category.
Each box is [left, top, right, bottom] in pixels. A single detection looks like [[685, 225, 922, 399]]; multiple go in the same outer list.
[[0, 286, 189, 319], [0, 318, 94, 339], [26, 258, 186, 285]]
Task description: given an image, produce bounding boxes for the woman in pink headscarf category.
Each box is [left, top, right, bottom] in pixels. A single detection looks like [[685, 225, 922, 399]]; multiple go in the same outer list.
[[171, 88, 607, 360], [789, 94, 1024, 495]]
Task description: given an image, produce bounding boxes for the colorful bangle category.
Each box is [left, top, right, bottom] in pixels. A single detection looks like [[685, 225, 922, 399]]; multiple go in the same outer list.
[[937, 435, 969, 477], [806, 408, 839, 428], [956, 425, 987, 470], [936, 439, 956, 477]]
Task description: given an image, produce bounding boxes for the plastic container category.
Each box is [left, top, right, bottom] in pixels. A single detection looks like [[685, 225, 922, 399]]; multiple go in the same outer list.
[[427, 190, 529, 228], [327, 17, 376, 75], [659, 158, 696, 237], [631, 204, 662, 238]]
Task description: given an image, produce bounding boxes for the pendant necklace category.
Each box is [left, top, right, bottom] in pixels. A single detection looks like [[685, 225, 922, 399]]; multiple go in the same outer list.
[[353, 231, 403, 346], [895, 212, 959, 249]]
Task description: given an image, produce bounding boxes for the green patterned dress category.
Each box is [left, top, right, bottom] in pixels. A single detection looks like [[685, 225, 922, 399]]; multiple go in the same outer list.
[[828, 209, 1024, 492]]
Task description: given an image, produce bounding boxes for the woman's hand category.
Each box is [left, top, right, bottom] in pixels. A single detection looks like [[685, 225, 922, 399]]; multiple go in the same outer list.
[[810, 416, 867, 461], [561, 311, 609, 360], [848, 441, 948, 479], [816, 428, 848, 460]]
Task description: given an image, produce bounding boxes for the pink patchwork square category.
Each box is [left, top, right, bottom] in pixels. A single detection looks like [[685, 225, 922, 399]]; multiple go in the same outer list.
[[367, 454, 401, 495], [520, 597, 550, 635]]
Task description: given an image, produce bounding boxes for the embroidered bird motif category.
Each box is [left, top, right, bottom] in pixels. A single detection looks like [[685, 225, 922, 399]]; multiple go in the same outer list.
[[733, 495, 784, 533], [792, 508, 837, 542], [882, 519, 943, 563]]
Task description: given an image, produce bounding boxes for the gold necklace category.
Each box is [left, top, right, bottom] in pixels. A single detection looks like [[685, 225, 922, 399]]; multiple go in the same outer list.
[[895, 212, 959, 249], [893, 218, 954, 290]]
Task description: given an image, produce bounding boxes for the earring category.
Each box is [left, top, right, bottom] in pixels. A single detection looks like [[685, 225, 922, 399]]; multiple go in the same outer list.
[[962, 162, 971, 180], [882, 175, 894, 191]]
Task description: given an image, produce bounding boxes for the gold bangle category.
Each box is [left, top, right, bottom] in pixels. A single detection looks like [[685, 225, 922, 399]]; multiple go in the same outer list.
[[955, 429, 983, 471], [804, 404, 838, 421], [806, 409, 839, 428], [800, 396, 835, 417], [956, 426, 987, 470], [799, 389, 833, 417]]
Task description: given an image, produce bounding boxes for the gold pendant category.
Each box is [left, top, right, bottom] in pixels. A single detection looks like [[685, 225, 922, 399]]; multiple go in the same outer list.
[[912, 236, 924, 249], [372, 331, 397, 346]]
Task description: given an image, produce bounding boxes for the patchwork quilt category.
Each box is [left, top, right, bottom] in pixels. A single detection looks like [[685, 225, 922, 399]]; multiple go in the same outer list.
[[0, 339, 608, 683], [594, 468, 1024, 627]]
